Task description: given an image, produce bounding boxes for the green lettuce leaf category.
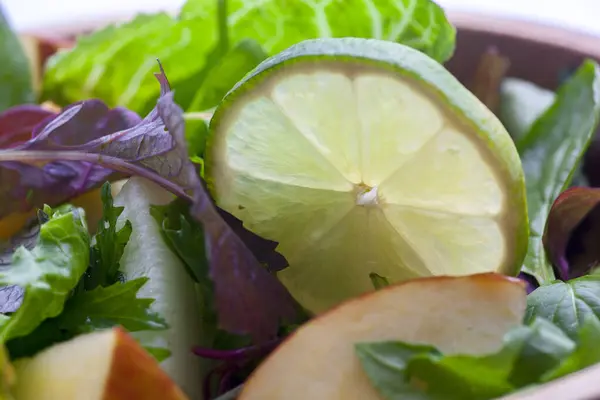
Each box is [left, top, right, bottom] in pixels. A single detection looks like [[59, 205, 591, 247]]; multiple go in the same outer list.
[[85, 182, 132, 290], [181, 0, 455, 62], [5, 278, 168, 359], [517, 60, 600, 284], [42, 13, 218, 115], [42, 0, 455, 119], [0, 5, 34, 111], [0, 205, 90, 342]]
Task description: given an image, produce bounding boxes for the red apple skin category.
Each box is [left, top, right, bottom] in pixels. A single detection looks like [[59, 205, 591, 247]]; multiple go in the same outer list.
[[102, 327, 188, 400], [12, 327, 189, 400]]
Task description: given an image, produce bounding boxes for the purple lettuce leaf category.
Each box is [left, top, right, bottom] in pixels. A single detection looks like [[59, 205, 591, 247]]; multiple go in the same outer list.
[[0, 102, 141, 217], [543, 186, 600, 280], [0, 66, 297, 342], [0, 105, 56, 148], [159, 86, 298, 341], [518, 272, 539, 294]]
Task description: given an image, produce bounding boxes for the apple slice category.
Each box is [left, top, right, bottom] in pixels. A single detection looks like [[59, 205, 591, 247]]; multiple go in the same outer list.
[[12, 327, 188, 400], [240, 273, 526, 400]]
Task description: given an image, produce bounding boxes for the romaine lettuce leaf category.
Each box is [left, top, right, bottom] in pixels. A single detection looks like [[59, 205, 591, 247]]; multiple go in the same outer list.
[[42, 0, 455, 118], [181, 0, 455, 62], [0, 205, 90, 341]]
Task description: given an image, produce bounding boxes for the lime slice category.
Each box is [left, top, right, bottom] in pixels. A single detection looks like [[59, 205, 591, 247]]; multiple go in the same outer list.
[[206, 38, 528, 314]]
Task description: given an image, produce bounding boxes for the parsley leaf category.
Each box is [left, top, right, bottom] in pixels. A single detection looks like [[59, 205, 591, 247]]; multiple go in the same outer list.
[[85, 182, 132, 289]]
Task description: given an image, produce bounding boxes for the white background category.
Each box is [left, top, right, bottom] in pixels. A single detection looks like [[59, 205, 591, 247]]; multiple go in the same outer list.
[[3, 0, 600, 37]]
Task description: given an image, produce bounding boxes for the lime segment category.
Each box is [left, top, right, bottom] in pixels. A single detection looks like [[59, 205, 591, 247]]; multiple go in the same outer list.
[[207, 38, 528, 313]]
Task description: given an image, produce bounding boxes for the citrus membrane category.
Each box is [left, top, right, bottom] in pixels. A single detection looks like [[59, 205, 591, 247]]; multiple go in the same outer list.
[[206, 38, 528, 314]]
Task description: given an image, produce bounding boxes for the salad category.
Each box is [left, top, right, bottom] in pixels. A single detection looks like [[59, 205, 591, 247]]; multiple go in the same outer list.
[[1, 0, 600, 399]]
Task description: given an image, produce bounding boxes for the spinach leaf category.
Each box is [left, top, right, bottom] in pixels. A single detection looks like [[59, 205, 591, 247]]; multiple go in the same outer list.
[[355, 341, 441, 399], [518, 60, 600, 284], [0, 205, 90, 341], [0, 5, 34, 111], [357, 319, 577, 400], [525, 274, 600, 340], [85, 182, 132, 289], [542, 317, 600, 381]]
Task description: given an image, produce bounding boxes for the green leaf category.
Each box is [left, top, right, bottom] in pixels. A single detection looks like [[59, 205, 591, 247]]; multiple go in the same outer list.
[[187, 39, 268, 113], [59, 277, 167, 333], [518, 60, 600, 283], [181, 0, 456, 63], [143, 345, 172, 362], [42, 13, 218, 115], [86, 182, 132, 289], [0, 5, 34, 111], [149, 198, 217, 330], [542, 317, 600, 381], [357, 319, 576, 400], [498, 78, 555, 141], [5, 278, 168, 360], [525, 275, 600, 340], [369, 272, 390, 290], [44, 0, 455, 116], [356, 341, 440, 399], [149, 199, 209, 286], [0, 205, 90, 341]]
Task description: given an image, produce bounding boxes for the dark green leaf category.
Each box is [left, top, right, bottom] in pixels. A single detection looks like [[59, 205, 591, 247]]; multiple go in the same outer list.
[[355, 341, 441, 399], [525, 275, 600, 340], [59, 277, 167, 333], [0, 205, 90, 341], [507, 319, 574, 386], [542, 317, 600, 381], [518, 60, 600, 284], [0, 5, 34, 111], [150, 199, 209, 286], [357, 319, 577, 400], [369, 272, 390, 290], [86, 182, 132, 289]]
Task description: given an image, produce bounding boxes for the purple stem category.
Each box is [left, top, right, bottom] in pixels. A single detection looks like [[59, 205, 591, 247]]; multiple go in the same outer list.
[[192, 337, 282, 361], [0, 150, 191, 201]]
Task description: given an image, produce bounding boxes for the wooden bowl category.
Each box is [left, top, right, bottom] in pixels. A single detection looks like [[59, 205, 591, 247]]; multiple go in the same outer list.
[[447, 11, 600, 90], [24, 11, 600, 400]]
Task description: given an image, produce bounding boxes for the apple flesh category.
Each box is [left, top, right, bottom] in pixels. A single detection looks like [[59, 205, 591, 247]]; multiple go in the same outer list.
[[240, 273, 527, 400], [12, 327, 188, 400]]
